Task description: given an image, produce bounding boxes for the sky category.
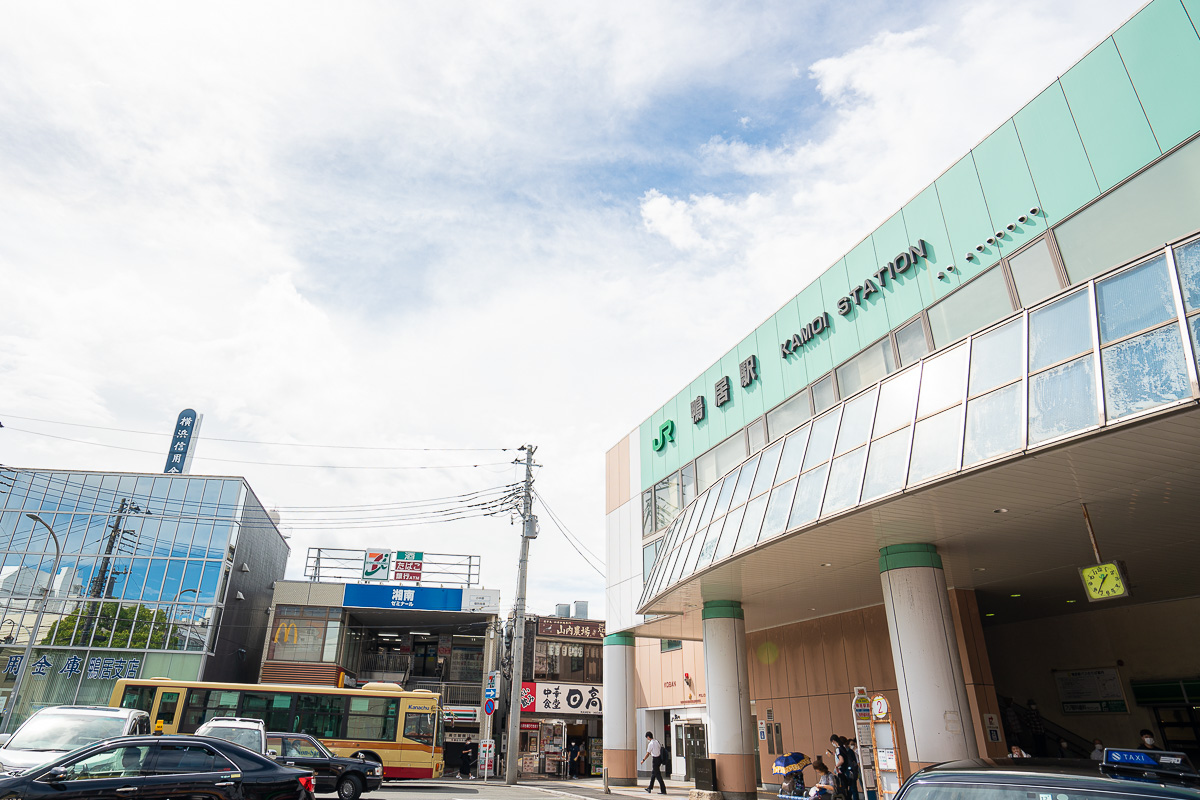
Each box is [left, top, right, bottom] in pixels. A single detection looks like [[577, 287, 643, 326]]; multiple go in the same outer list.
[[0, 0, 1143, 622]]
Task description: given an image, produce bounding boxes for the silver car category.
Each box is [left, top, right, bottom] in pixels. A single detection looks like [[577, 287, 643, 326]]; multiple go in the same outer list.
[[195, 717, 270, 755], [0, 705, 150, 771]]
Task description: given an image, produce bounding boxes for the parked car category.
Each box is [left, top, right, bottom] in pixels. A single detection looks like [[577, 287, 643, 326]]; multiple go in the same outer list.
[[267, 732, 383, 800], [0, 734, 314, 800], [894, 750, 1200, 800], [195, 717, 269, 754], [0, 706, 149, 771]]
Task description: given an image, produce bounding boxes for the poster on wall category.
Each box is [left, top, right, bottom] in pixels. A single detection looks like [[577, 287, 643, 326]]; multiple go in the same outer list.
[[437, 634, 453, 659], [1054, 667, 1129, 713], [520, 681, 537, 713], [535, 682, 603, 715]]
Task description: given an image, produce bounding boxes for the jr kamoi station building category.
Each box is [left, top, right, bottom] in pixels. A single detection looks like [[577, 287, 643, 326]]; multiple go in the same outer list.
[[603, 1, 1200, 797]]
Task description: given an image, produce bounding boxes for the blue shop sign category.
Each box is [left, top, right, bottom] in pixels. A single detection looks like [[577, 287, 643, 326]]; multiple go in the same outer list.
[[343, 584, 463, 611]]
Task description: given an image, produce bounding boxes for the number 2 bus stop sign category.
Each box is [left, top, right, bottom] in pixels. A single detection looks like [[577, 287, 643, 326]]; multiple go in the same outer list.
[[483, 698, 496, 716]]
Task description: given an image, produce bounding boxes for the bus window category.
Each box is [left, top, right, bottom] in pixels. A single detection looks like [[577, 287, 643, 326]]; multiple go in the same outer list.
[[181, 689, 240, 732], [156, 691, 181, 728], [295, 694, 345, 739], [240, 692, 294, 731], [347, 697, 398, 741], [121, 685, 156, 713], [403, 712, 434, 747]]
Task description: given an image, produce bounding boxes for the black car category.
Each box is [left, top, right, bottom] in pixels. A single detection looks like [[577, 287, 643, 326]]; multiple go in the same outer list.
[[0, 734, 315, 800], [266, 733, 382, 800], [895, 749, 1200, 800]]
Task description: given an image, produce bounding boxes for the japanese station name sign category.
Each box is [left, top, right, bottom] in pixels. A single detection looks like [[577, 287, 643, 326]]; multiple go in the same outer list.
[[520, 680, 603, 715], [658, 239, 930, 446], [163, 408, 201, 474], [343, 584, 462, 611], [537, 618, 605, 640]]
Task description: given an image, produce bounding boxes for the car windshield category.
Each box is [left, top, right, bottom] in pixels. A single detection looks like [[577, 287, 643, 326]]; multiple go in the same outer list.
[[901, 781, 1188, 800], [6, 714, 127, 751], [204, 727, 261, 752]]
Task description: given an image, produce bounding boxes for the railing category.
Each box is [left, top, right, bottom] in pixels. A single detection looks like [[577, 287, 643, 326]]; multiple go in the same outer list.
[[359, 652, 411, 675], [642, 237, 1200, 609], [998, 696, 1093, 758], [304, 548, 482, 586], [411, 681, 484, 706]]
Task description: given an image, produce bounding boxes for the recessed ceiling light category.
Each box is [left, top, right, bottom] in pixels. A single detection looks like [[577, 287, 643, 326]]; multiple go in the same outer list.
[[1066, 599, 1076, 604], [985, 613, 995, 617], [972, 567, 986, 572], [1010, 593, 1021, 598], [820, 563, 832, 568], [994, 508, 1008, 514], [808, 607, 816, 611]]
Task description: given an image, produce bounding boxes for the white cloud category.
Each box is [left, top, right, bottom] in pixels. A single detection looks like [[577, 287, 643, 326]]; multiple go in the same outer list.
[[0, 0, 1145, 621]]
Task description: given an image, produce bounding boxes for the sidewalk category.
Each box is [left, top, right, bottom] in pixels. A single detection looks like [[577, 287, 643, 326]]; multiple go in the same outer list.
[[519, 776, 781, 800]]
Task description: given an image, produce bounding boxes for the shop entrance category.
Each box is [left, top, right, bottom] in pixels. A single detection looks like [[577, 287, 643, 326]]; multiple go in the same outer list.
[[672, 721, 707, 781], [410, 640, 439, 678]]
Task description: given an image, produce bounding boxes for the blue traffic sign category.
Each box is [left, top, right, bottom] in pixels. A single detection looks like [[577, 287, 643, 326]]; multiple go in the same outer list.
[[483, 698, 496, 716]]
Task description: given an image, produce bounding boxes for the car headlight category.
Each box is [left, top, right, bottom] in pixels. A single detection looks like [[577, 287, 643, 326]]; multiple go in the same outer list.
[[372, 767, 382, 775]]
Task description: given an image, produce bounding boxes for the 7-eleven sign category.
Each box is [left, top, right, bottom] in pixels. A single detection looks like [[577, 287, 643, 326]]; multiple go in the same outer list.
[[362, 552, 391, 580]]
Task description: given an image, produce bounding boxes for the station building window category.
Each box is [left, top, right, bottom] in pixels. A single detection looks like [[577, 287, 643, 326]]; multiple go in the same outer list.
[[927, 266, 1015, 348]]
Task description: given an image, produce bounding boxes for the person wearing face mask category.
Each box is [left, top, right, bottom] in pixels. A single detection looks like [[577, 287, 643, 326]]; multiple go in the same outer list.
[[1090, 739, 1104, 760], [1138, 729, 1157, 750]]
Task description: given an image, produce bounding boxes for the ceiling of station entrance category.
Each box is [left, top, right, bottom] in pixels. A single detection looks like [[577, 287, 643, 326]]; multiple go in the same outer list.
[[633, 403, 1200, 639]]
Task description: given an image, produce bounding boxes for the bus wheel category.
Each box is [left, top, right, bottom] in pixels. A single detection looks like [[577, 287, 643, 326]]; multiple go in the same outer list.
[[337, 774, 363, 800]]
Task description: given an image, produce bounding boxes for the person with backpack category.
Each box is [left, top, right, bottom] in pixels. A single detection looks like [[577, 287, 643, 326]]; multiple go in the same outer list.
[[827, 735, 858, 800], [640, 731, 667, 794]]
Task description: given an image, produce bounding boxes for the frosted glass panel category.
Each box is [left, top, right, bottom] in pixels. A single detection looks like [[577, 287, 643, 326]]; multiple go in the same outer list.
[[1101, 324, 1191, 419], [776, 426, 810, 484], [969, 319, 1023, 395], [822, 447, 867, 515], [895, 318, 930, 366], [713, 504, 746, 562], [749, 441, 784, 499], [1191, 317, 1200, 368], [787, 464, 829, 529], [862, 427, 911, 501], [733, 495, 769, 553], [836, 338, 895, 397], [1030, 290, 1091, 372], [1096, 256, 1174, 343], [812, 374, 837, 413], [712, 470, 740, 520], [908, 406, 963, 484], [927, 267, 1013, 347], [695, 484, 721, 530], [1008, 239, 1061, 306], [964, 383, 1023, 466], [1176, 239, 1200, 312], [767, 391, 811, 439], [917, 345, 967, 417], [874, 368, 920, 437], [1029, 356, 1097, 444], [802, 410, 841, 472], [694, 521, 723, 570], [1056, 136, 1200, 283], [835, 390, 877, 456], [759, 479, 797, 542]]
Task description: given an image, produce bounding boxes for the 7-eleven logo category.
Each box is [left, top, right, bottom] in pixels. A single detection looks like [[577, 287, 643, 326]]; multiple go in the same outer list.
[[363, 551, 391, 579]]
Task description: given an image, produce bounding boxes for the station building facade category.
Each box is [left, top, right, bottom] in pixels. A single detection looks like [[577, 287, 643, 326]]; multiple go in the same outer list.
[[0, 467, 288, 728], [604, 1, 1200, 796]]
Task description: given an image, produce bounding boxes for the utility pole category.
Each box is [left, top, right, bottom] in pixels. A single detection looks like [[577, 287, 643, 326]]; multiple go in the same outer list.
[[505, 444, 536, 785]]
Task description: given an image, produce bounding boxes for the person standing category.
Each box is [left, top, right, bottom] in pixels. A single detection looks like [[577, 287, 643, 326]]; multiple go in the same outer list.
[[1026, 700, 1047, 757], [1090, 739, 1104, 760], [458, 743, 476, 779], [640, 731, 666, 795], [828, 735, 859, 800], [1138, 729, 1158, 750]]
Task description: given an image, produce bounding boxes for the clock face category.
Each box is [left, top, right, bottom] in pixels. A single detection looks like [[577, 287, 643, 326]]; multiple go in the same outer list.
[[1080, 562, 1128, 601]]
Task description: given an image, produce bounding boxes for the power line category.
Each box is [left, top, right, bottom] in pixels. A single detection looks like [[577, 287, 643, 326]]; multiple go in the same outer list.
[[534, 490, 604, 566], [2, 427, 514, 471], [0, 413, 509, 452], [533, 494, 603, 578]]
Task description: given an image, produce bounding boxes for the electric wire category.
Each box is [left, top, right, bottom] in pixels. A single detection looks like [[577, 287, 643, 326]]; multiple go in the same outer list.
[[533, 490, 604, 566], [533, 494, 604, 578]]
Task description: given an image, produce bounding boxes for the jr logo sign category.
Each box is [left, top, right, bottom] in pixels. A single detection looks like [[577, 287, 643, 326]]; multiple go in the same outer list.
[[652, 420, 675, 452]]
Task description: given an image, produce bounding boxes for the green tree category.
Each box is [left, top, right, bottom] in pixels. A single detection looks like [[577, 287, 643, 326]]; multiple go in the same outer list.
[[41, 603, 188, 649]]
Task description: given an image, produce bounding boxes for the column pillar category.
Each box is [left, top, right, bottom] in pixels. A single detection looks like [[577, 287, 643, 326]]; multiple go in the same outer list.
[[603, 633, 638, 786], [879, 544, 979, 768], [702, 600, 756, 800]]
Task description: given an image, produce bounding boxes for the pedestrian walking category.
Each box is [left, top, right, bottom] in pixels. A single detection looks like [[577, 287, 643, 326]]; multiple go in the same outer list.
[[641, 731, 666, 795], [458, 743, 476, 779]]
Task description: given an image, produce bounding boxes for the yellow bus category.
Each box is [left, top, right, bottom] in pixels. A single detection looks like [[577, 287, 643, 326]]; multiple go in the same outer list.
[[110, 678, 444, 779]]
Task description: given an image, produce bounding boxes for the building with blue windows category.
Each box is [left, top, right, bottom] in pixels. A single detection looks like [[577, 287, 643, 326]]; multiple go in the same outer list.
[[0, 468, 288, 727], [604, 1, 1200, 797]]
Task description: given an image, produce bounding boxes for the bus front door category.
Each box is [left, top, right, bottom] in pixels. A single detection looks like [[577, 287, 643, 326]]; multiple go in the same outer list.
[[151, 691, 183, 734]]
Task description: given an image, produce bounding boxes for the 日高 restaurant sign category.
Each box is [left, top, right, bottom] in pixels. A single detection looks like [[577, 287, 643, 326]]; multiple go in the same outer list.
[[537, 618, 605, 639]]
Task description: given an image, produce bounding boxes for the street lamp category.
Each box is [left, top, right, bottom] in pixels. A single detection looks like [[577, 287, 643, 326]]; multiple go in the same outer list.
[[6, 514, 61, 733]]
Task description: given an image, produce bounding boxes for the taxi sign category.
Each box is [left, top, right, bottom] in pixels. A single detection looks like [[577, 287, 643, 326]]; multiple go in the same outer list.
[[1101, 748, 1197, 780], [1105, 749, 1158, 766]]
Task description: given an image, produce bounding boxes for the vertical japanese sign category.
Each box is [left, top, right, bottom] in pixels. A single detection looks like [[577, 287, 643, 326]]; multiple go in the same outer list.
[[362, 552, 391, 580], [397, 633, 413, 656], [393, 552, 424, 582], [163, 409, 201, 474], [437, 633, 453, 659]]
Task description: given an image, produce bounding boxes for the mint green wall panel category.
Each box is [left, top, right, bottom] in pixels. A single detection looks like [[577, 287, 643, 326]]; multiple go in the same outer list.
[[972, 120, 1043, 261], [663, 393, 684, 476], [1116, 0, 1200, 151], [715, 349, 746, 442], [776, 296, 809, 397], [735, 332, 767, 422], [842, 236, 892, 347], [639, 417, 654, 491], [702, 361, 730, 446], [1060, 38, 1161, 190], [793, 282, 832, 378], [1185, 0, 1200, 32], [936, 154, 998, 285], [755, 315, 786, 413], [872, 211, 924, 326], [820, 259, 861, 366], [901, 184, 958, 302], [1013, 82, 1100, 224]]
